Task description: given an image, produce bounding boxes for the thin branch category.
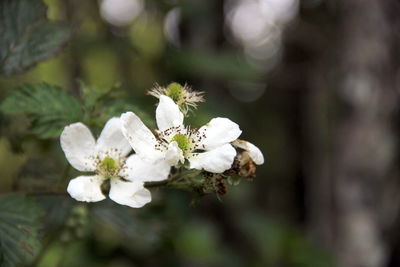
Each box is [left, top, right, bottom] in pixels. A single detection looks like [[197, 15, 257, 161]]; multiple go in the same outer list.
[[1, 169, 203, 196], [0, 190, 68, 196], [144, 180, 169, 188], [0, 180, 171, 196]]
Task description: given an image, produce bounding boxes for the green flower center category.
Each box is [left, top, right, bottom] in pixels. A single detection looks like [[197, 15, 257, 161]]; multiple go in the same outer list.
[[171, 134, 190, 151], [99, 157, 119, 178], [166, 82, 184, 102]]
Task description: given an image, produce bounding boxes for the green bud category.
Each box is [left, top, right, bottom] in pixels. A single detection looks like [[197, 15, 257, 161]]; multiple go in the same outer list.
[[60, 230, 72, 243], [227, 175, 241, 186], [166, 82, 184, 102], [75, 227, 87, 239], [72, 205, 88, 217], [66, 218, 77, 228]]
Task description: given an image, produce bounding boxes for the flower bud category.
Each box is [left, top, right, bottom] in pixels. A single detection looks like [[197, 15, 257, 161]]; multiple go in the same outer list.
[[148, 82, 205, 115]]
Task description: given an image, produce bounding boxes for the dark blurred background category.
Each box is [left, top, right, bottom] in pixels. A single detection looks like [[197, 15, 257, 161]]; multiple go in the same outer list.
[[2, 0, 400, 266]]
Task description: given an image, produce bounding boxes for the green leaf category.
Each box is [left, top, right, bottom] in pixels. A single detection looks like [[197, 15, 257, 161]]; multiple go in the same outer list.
[[102, 101, 155, 128], [0, 83, 83, 138], [79, 82, 155, 130], [0, 0, 72, 75], [0, 194, 43, 267], [80, 81, 119, 110]]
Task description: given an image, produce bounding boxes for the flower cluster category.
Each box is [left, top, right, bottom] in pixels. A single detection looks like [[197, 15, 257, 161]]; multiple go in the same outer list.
[[60, 83, 264, 208]]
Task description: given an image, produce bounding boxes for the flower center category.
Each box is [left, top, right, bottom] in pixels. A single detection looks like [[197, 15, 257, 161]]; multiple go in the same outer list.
[[166, 82, 184, 102], [171, 133, 190, 151], [98, 157, 119, 178]]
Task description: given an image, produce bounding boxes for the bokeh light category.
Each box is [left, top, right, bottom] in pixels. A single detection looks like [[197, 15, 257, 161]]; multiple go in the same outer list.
[[100, 0, 144, 26]]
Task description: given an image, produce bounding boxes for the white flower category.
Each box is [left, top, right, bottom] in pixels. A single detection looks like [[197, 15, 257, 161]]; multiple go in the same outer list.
[[60, 118, 170, 208], [232, 139, 264, 165], [121, 95, 242, 173]]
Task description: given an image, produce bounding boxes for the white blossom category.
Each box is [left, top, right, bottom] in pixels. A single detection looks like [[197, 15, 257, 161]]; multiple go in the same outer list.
[[121, 95, 242, 173], [60, 118, 170, 208]]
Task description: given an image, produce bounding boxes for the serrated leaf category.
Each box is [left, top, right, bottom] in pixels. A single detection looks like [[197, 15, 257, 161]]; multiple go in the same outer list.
[[0, 83, 83, 139], [80, 81, 119, 110], [0, 194, 43, 267], [0, 0, 72, 75], [78, 82, 154, 132]]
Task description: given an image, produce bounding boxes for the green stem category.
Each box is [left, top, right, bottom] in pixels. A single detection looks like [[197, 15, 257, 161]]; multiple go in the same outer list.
[[0, 190, 69, 196], [2, 169, 204, 195], [144, 180, 168, 188], [60, 164, 71, 183]]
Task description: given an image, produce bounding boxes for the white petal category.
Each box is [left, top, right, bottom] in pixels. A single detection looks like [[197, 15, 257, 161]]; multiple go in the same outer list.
[[96, 117, 132, 159], [156, 95, 184, 131], [188, 144, 236, 173], [232, 139, 264, 165], [120, 154, 170, 182], [109, 179, 152, 208], [60, 123, 96, 171], [165, 141, 184, 166], [198, 118, 242, 150], [67, 175, 106, 202], [120, 112, 162, 160]]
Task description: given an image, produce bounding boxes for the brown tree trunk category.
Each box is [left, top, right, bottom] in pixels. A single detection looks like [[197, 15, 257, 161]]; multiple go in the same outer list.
[[303, 0, 400, 266], [329, 0, 396, 266]]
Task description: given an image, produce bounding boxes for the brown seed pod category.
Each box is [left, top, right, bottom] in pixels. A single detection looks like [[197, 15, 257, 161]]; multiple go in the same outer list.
[[236, 151, 257, 179], [226, 151, 257, 179], [215, 176, 227, 195]]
